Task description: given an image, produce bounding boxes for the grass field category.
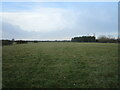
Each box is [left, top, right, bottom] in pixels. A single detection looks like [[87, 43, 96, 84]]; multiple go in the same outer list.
[[2, 42, 118, 88]]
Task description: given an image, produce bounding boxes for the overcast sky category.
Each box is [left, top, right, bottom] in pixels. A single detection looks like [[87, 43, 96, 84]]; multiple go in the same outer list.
[[0, 2, 118, 40]]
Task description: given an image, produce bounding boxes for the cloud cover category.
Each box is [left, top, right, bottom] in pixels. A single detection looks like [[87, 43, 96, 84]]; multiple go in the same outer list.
[[1, 2, 118, 40], [2, 8, 78, 32]]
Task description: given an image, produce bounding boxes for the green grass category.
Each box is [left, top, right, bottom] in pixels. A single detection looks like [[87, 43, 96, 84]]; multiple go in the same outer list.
[[2, 42, 118, 88]]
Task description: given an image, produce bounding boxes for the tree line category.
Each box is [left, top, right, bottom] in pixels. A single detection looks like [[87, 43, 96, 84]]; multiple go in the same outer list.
[[71, 35, 118, 43], [1, 39, 71, 46], [1, 35, 119, 46], [71, 36, 96, 42]]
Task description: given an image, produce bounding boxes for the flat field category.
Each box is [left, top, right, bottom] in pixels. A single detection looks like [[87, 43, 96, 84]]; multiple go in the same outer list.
[[2, 42, 118, 88]]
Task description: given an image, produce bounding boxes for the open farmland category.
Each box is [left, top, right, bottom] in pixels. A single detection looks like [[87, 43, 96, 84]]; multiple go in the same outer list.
[[2, 42, 118, 88]]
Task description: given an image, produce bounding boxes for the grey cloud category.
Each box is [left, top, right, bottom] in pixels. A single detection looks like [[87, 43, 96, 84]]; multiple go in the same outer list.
[[2, 21, 28, 39]]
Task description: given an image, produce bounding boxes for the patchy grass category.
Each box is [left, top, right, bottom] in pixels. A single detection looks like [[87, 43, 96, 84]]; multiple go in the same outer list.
[[2, 42, 118, 88]]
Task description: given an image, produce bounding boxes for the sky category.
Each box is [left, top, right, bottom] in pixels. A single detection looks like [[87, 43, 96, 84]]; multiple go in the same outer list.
[[0, 2, 118, 40]]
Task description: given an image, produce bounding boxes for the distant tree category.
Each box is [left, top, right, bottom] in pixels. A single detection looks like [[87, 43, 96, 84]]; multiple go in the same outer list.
[[34, 41, 38, 43], [2, 40, 13, 46], [71, 36, 96, 42], [16, 40, 27, 44], [97, 35, 108, 43], [98, 35, 117, 43], [12, 38, 15, 44], [12, 38, 15, 42]]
